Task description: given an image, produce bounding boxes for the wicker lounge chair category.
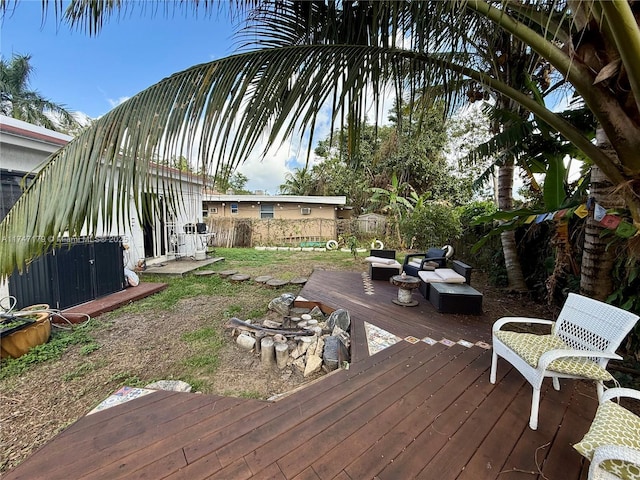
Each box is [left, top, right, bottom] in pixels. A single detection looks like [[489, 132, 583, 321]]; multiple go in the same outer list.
[[574, 387, 640, 479], [490, 293, 639, 430]]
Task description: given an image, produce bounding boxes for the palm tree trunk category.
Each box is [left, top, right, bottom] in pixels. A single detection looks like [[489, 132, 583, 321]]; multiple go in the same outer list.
[[579, 128, 625, 300], [498, 158, 528, 292]]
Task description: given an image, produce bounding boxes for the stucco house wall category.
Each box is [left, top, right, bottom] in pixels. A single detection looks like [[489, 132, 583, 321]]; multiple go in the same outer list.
[[0, 116, 203, 301], [202, 194, 351, 247], [203, 194, 350, 219]]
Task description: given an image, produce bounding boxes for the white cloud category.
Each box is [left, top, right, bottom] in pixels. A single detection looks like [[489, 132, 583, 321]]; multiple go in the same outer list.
[[237, 152, 289, 194], [237, 104, 336, 194], [108, 96, 130, 109]]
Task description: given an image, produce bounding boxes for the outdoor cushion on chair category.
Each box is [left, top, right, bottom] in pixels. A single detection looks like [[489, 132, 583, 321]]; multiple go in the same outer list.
[[367, 250, 401, 281], [490, 293, 639, 430], [574, 388, 640, 480], [365, 256, 398, 265], [418, 268, 466, 284], [494, 330, 614, 381], [402, 245, 453, 277]]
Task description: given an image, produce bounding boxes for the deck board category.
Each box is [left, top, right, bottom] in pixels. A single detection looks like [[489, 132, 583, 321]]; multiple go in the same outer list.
[[4, 270, 599, 480]]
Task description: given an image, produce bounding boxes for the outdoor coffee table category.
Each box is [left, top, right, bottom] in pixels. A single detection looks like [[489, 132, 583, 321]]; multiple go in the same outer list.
[[390, 274, 421, 307], [428, 282, 483, 315]]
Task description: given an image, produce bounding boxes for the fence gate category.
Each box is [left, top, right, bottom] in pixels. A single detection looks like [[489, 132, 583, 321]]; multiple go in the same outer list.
[[234, 220, 252, 247]]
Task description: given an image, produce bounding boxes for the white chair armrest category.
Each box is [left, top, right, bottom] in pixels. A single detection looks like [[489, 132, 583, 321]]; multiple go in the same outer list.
[[590, 445, 640, 479], [601, 387, 640, 404], [537, 349, 622, 371], [492, 317, 554, 334]]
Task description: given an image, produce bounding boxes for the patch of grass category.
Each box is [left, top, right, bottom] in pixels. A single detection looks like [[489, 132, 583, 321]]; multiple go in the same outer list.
[[181, 324, 225, 376], [223, 305, 243, 318], [181, 326, 218, 342], [230, 390, 262, 399], [214, 247, 363, 274], [112, 247, 363, 317], [115, 273, 251, 315], [0, 322, 98, 380], [183, 377, 207, 393], [108, 371, 145, 387], [79, 342, 101, 355], [0, 248, 365, 388], [183, 354, 220, 371], [245, 307, 267, 319], [62, 360, 106, 381]]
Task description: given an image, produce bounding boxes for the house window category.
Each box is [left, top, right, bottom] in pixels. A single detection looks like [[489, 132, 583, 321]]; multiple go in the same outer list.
[[202, 210, 208, 218], [231, 203, 238, 214], [260, 204, 274, 219], [0, 171, 33, 222]]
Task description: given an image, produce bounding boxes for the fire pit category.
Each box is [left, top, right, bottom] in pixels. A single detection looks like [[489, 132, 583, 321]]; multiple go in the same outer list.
[[225, 296, 351, 377]]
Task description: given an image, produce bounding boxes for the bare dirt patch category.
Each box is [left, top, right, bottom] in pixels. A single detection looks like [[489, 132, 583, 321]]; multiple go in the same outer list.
[[0, 258, 554, 473]]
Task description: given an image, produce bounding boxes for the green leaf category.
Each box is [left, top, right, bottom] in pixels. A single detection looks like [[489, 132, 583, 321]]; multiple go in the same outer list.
[[543, 156, 566, 211]]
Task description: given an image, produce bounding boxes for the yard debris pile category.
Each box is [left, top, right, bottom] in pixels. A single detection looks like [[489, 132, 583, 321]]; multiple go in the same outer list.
[[225, 293, 351, 377]]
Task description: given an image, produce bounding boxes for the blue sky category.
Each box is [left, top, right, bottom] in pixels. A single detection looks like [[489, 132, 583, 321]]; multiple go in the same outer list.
[[1, 3, 309, 193], [1, 3, 239, 118]]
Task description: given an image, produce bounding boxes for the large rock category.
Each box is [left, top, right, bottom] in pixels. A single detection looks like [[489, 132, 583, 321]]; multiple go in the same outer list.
[[236, 333, 256, 350], [327, 309, 350, 331], [268, 293, 296, 315], [309, 306, 325, 321], [146, 380, 192, 392], [323, 336, 351, 371], [310, 336, 325, 357], [293, 357, 306, 373], [304, 354, 323, 377], [332, 326, 351, 347], [298, 336, 314, 354]]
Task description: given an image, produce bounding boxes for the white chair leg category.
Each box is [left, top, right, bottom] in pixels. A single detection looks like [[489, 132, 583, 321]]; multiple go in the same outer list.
[[529, 387, 540, 430], [552, 377, 560, 391], [490, 350, 498, 384]]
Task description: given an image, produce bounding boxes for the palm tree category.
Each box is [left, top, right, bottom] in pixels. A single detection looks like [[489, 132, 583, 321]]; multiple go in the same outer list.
[[0, 53, 78, 132], [279, 167, 317, 196], [1, 1, 640, 302]]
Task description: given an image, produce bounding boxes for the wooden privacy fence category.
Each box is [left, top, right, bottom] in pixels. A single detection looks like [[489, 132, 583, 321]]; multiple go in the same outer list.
[[205, 218, 388, 248]]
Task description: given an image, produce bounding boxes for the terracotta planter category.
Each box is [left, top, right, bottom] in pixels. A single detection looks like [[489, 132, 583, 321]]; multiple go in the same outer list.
[[1, 309, 52, 359]]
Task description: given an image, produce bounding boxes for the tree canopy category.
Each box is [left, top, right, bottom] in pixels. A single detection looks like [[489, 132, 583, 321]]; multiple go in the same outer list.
[[0, 53, 78, 132]]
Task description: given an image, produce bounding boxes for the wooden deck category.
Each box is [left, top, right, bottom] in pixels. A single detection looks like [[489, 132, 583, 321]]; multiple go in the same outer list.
[[5, 270, 598, 479]]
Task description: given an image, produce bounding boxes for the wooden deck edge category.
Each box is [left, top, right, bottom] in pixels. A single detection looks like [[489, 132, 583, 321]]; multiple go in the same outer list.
[[61, 282, 168, 317]]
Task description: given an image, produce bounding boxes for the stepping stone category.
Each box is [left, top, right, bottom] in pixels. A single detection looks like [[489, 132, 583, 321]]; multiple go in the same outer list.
[[266, 279, 289, 288], [254, 275, 273, 284], [218, 269, 238, 278], [145, 380, 192, 392], [193, 270, 216, 276], [289, 277, 308, 285], [230, 273, 251, 283]]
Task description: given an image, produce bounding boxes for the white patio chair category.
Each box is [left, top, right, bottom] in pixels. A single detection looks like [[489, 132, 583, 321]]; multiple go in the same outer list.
[[574, 387, 640, 480], [490, 293, 639, 430]]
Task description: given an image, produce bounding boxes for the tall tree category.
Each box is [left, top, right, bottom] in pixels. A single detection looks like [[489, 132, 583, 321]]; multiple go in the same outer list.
[[1, 0, 640, 303], [0, 53, 78, 132], [279, 167, 316, 196]]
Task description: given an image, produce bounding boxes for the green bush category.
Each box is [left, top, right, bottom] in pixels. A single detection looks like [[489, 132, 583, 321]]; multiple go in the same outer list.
[[453, 200, 504, 278], [400, 201, 462, 250]]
